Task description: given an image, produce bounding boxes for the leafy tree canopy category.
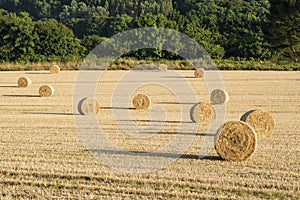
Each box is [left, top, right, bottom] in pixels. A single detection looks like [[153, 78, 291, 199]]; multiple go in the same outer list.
[[0, 0, 299, 62]]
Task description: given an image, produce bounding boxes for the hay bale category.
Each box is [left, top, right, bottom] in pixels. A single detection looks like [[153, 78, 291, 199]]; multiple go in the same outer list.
[[133, 94, 151, 109], [17, 77, 32, 87], [215, 121, 257, 161], [194, 68, 205, 78], [39, 85, 54, 97], [78, 98, 100, 115], [210, 89, 229, 104], [50, 65, 60, 74], [190, 102, 216, 125], [241, 110, 275, 138], [158, 64, 168, 72]]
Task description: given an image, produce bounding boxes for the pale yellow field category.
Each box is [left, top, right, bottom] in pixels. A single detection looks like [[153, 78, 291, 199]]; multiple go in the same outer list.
[[0, 70, 299, 199]]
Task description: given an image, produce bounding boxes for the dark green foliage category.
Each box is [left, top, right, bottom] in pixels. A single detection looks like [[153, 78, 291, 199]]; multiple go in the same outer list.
[[33, 19, 85, 62], [0, 11, 35, 63], [0, 11, 85, 63], [109, 14, 133, 35], [81, 35, 107, 54], [184, 0, 271, 59], [0, 0, 299, 63], [266, 0, 300, 62]]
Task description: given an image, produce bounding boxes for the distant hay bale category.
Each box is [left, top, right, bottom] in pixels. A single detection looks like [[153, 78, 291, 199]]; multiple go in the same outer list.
[[215, 121, 257, 161], [39, 85, 54, 97], [133, 94, 151, 109], [190, 102, 216, 125], [194, 68, 205, 78], [17, 77, 32, 87], [50, 65, 60, 74], [78, 98, 100, 115], [158, 64, 168, 72], [241, 110, 275, 138], [210, 89, 229, 104]]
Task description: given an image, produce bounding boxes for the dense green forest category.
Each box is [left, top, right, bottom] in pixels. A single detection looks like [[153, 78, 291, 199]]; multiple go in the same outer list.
[[0, 0, 299, 65]]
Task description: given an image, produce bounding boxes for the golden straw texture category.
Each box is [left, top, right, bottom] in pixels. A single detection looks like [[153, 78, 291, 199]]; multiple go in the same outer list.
[[78, 98, 100, 115], [215, 121, 257, 161], [190, 102, 216, 125], [39, 85, 54, 97], [158, 64, 168, 72], [210, 89, 229, 104], [17, 77, 32, 87], [194, 68, 205, 78], [132, 94, 151, 109], [50, 65, 60, 74], [241, 110, 275, 138]]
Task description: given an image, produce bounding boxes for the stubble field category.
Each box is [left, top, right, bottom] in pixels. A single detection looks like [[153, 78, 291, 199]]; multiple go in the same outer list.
[[0, 70, 299, 199]]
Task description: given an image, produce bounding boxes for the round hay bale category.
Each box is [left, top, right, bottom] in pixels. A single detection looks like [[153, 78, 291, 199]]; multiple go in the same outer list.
[[158, 64, 168, 72], [210, 89, 229, 104], [50, 65, 60, 74], [78, 98, 100, 115], [133, 94, 151, 110], [39, 85, 54, 97], [215, 121, 257, 162], [240, 110, 275, 138], [194, 68, 205, 78], [17, 77, 32, 87], [190, 102, 216, 125]]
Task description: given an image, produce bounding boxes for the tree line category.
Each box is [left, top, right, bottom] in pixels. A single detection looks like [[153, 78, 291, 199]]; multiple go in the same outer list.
[[0, 0, 299, 63]]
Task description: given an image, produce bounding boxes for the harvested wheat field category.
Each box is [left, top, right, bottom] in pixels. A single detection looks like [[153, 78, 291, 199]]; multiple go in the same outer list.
[[0, 70, 299, 199]]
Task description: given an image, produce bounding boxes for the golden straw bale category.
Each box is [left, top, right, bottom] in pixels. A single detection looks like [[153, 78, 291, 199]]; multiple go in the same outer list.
[[158, 64, 168, 72], [17, 77, 32, 87], [39, 85, 54, 97], [194, 68, 205, 78], [210, 89, 229, 104], [50, 65, 60, 74], [78, 98, 100, 115], [190, 102, 216, 125], [215, 121, 257, 161], [241, 110, 275, 138], [132, 94, 151, 110]]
